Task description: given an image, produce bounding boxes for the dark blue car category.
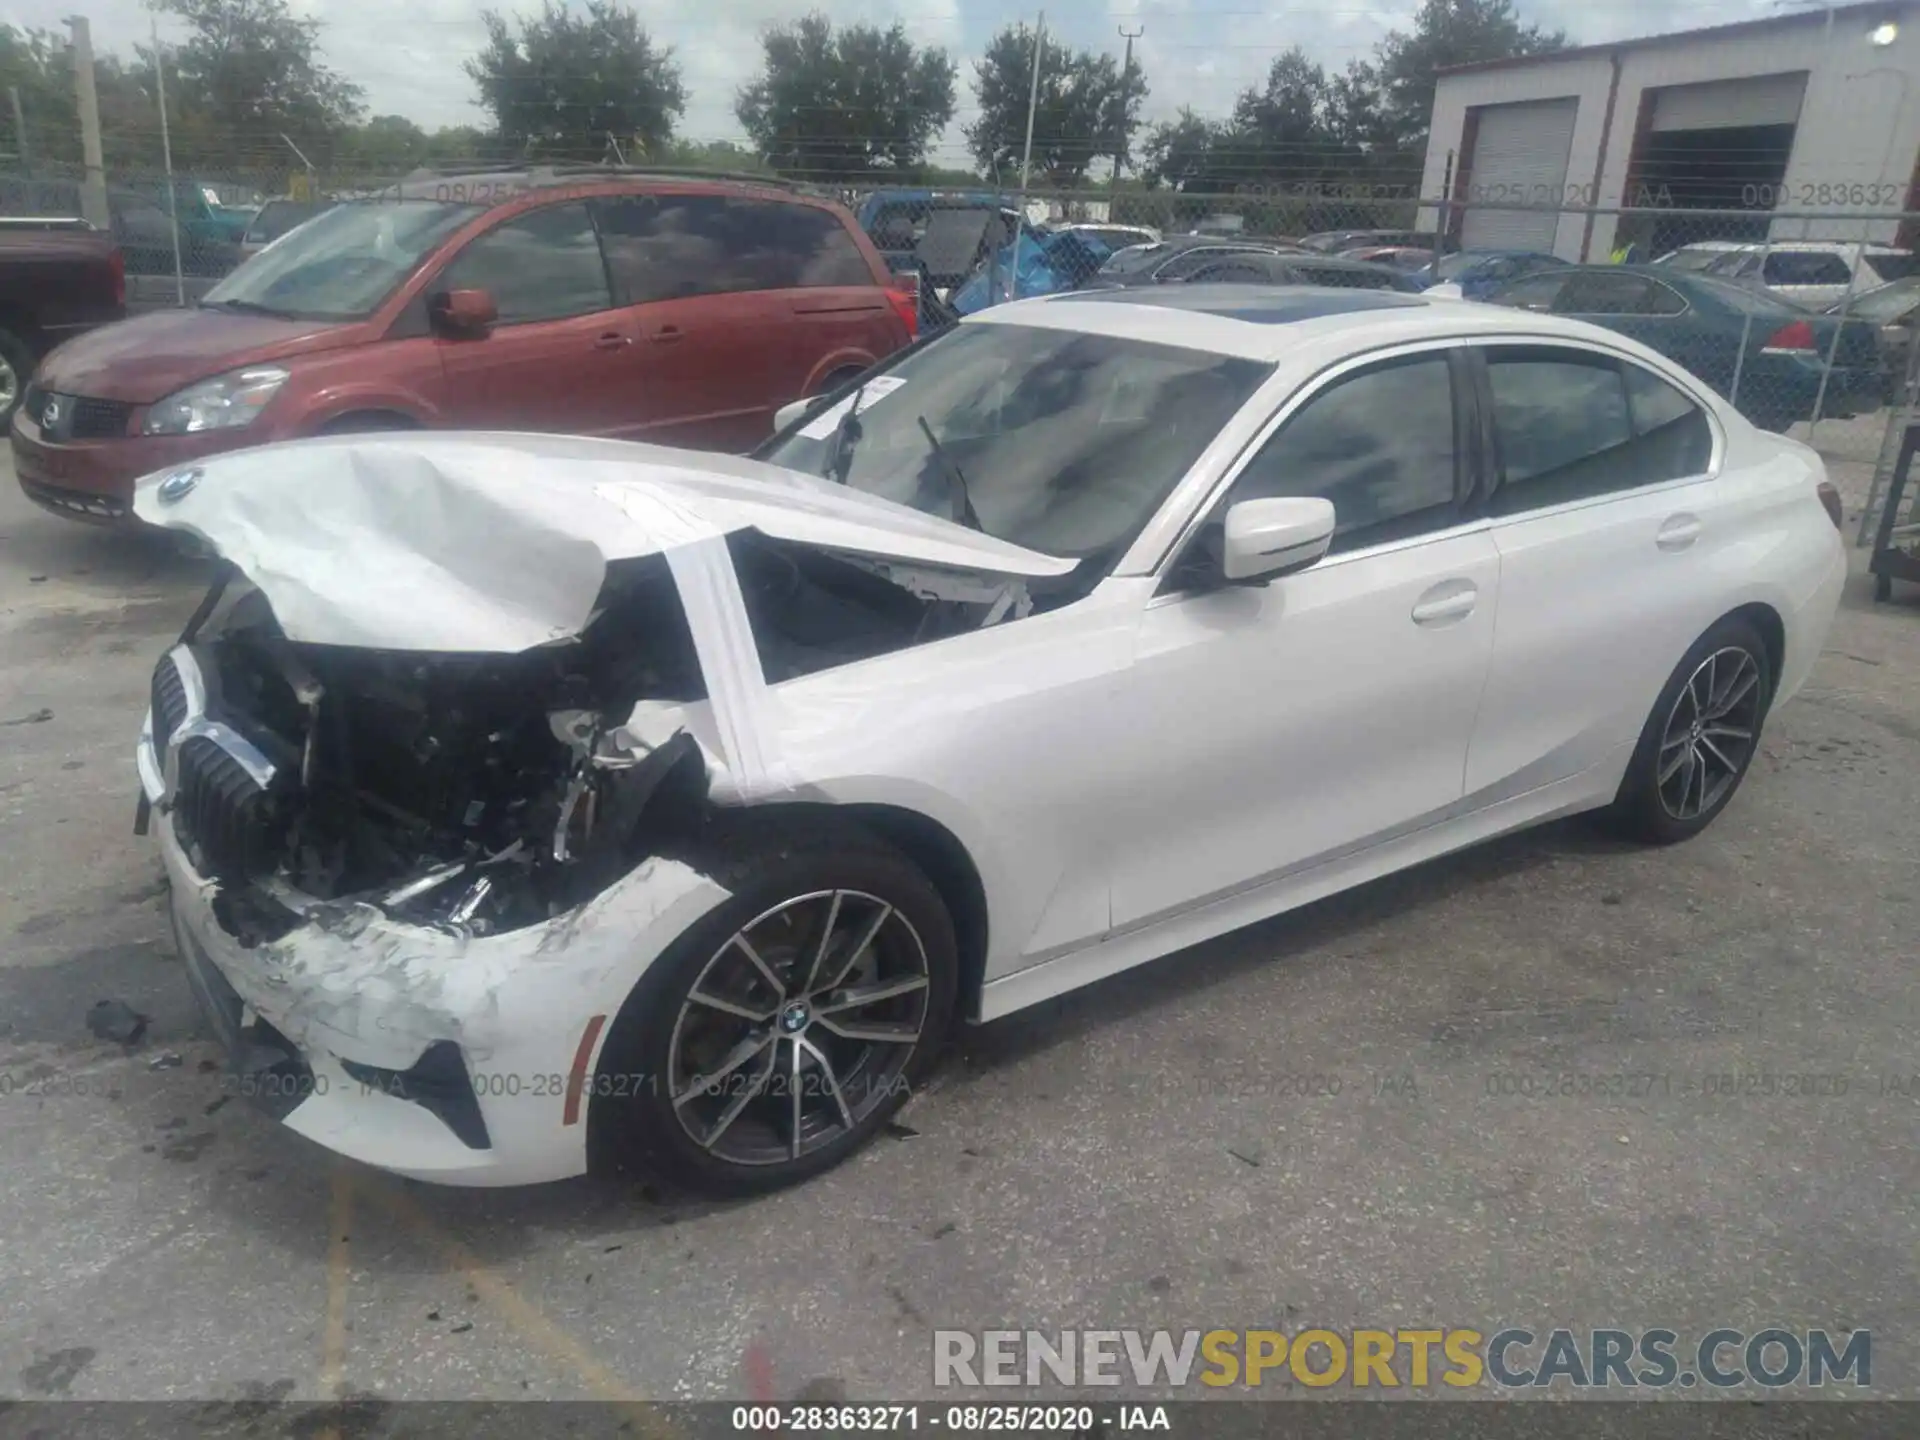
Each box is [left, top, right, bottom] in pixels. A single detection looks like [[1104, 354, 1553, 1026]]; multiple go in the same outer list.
[[1417, 249, 1570, 299], [1482, 265, 1886, 431]]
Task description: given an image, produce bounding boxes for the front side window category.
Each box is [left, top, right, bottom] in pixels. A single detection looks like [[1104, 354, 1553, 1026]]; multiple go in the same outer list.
[[759, 323, 1271, 560], [1157, 248, 1242, 282], [437, 202, 611, 325], [204, 199, 481, 321], [1226, 353, 1459, 552], [1485, 345, 1711, 515]]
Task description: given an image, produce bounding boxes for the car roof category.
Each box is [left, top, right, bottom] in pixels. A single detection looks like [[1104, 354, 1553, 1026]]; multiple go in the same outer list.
[[365, 164, 827, 209], [968, 282, 1688, 364], [1708, 240, 1910, 256]]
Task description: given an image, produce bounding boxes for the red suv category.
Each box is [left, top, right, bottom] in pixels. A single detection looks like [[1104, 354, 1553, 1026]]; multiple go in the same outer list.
[[13, 168, 916, 523]]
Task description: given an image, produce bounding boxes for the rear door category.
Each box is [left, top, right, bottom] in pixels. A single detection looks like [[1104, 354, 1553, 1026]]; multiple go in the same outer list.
[[428, 200, 636, 437], [593, 192, 887, 452], [1464, 344, 1727, 800]]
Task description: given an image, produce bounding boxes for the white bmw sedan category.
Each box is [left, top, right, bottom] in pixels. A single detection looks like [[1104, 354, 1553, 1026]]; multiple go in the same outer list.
[[133, 285, 1846, 1195]]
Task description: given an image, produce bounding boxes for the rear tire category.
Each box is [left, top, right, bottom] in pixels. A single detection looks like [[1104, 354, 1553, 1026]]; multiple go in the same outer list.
[[589, 817, 958, 1197], [1605, 615, 1774, 845]]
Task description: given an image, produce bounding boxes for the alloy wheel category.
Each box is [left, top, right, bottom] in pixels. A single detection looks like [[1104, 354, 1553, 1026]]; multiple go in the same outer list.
[[0, 353, 17, 417], [666, 889, 931, 1167], [1656, 646, 1762, 821]]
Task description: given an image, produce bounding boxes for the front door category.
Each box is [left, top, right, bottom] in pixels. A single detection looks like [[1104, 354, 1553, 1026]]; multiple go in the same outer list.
[[430, 201, 641, 438], [1108, 348, 1501, 930]]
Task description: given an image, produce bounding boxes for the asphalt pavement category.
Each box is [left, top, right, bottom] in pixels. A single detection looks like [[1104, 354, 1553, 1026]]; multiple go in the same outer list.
[[0, 431, 1917, 1411]]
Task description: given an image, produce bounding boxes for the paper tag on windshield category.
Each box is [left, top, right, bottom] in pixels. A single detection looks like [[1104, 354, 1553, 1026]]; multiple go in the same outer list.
[[796, 376, 908, 439]]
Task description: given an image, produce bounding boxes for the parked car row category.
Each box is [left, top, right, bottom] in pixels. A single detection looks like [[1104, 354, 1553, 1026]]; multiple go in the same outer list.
[[12, 169, 915, 523]]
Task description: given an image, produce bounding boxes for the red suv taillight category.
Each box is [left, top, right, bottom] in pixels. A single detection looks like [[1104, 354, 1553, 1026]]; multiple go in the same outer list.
[[1817, 480, 1844, 529], [886, 271, 919, 340], [110, 246, 125, 310], [1763, 319, 1816, 353]]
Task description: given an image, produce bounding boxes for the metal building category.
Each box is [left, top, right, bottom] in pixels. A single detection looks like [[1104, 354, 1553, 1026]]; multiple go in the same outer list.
[[1416, 1, 1920, 259]]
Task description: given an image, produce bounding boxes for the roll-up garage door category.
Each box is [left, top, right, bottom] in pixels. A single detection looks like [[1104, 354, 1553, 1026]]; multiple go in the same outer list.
[[1460, 98, 1580, 252]]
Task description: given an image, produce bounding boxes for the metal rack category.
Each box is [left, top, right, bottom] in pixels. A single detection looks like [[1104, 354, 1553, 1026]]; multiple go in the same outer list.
[[1869, 420, 1920, 603]]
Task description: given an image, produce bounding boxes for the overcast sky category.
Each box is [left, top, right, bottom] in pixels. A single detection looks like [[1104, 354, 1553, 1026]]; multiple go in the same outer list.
[[16, 0, 1782, 161]]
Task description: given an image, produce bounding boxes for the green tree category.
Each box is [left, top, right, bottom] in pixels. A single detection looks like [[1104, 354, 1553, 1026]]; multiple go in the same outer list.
[[966, 23, 1146, 186], [736, 12, 955, 182], [467, 0, 686, 161], [1141, 107, 1231, 191], [1374, 0, 1568, 151], [654, 137, 775, 174], [158, 0, 365, 165], [338, 113, 431, 173]]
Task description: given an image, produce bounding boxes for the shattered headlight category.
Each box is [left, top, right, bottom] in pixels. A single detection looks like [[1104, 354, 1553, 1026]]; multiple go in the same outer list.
[[143, 366, 289, 435]]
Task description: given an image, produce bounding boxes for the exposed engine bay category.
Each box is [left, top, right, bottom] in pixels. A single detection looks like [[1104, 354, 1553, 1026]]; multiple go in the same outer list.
[[149, 532, 1044, 942]]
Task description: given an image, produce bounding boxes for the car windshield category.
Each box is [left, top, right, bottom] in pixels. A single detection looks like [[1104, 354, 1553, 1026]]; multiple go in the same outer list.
[[246, 201, 329, 244], [1100, 242, 1168, 275], [202, 200, 480, 320], [1663, 247, 1736, 272], [760, 322, 1273, 559], [1435, 252, 1483, 279], [1842, 277, 1920, 320]]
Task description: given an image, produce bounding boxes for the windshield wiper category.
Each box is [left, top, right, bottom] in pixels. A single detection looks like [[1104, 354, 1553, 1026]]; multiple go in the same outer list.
[[823, 388, 864, 484], [916, 416, 983, 532], [202, 298, 297, 319]]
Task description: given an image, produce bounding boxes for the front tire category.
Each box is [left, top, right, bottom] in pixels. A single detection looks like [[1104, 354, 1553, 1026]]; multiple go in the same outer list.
[[1606, 616, 1773, 844], [0, 326, 34, 435], [590, 819, 958, 1197]]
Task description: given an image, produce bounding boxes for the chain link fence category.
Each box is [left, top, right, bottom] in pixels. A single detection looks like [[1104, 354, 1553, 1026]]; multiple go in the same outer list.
[[6, 159, 1916, 540]]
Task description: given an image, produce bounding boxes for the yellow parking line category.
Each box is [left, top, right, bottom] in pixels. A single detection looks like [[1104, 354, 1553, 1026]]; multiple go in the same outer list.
[[366, 1180, 679, 1437], [315, 1165, 355, 1439]]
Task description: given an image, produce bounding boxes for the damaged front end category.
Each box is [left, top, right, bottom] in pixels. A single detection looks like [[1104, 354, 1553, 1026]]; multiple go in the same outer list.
[[138, 558, 716, 941], [137, 530, 1046, 942]]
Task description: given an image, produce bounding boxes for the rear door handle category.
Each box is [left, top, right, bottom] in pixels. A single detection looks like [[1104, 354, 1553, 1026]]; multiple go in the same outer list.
[[1411, 578, 1478, 626], [1657, 514, 1702, 551], [650, 325, 683, 344], [594, 332, 631, 350]]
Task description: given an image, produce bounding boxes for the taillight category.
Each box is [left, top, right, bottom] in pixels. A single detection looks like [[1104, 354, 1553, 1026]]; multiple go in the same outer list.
[[1763, 319, 1816, 353], [110, 247, 126, 310], [886, 271, 919, 340], [1817, 480, 1843, 529]]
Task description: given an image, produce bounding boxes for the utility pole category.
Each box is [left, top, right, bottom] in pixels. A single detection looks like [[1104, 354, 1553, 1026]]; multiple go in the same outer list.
[[1012, 12, 1045, 303], [68, 16, 110, 230], [152, 11, 185, 305], [1116, 25, 1143, 183]]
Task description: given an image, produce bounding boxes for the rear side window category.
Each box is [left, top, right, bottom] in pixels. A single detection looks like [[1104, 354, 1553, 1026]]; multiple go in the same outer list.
[[1763, 251, 1853, 286], [1864, 252, 1919, 282], [593, 194, 872, 304], [438, 202, 611, 324], [1298, 264, 1389, 289], [1190, 260, 1271, 284], [1492, 273, 1566, 310], [1485, 346, 1710, 515], [1555, 273, 1660, 315], [1228, 354, 1459, 551]]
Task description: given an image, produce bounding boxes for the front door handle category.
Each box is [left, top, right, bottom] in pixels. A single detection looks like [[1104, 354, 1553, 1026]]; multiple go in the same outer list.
[[1657, 514, 1702, 551], [594, 332, 631, 350], [1411, 578, 1478, 626], [650, 325, 684, 344]]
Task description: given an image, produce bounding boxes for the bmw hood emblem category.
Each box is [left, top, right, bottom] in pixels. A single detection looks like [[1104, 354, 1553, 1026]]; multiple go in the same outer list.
[[156, 467, 203, 504]]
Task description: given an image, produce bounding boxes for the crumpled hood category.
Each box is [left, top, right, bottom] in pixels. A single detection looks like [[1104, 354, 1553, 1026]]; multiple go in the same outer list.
[[131, 431, 1076, 653]]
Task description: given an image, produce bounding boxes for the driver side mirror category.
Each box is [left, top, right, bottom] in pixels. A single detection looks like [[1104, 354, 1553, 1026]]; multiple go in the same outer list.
[[430, 287, 497, 337], [774, 396, 812, 433], [1222, 497, 1337, 582]]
